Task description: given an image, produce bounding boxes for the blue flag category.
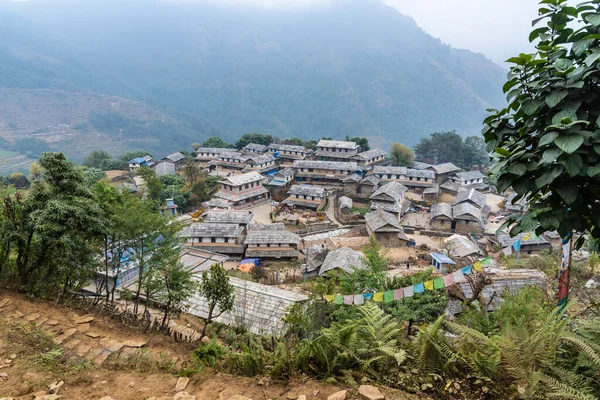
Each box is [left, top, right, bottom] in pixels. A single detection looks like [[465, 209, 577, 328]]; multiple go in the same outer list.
[[462, 265, 473, 275], [414, 282, 425, 293], [513, 240, 521, 252]]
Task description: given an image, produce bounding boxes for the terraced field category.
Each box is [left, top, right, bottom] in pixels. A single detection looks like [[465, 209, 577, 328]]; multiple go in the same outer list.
[[0, 150, 34, 175]]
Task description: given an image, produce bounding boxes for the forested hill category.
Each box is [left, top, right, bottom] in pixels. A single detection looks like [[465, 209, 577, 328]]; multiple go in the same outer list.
[[0, 0, 506, 155]]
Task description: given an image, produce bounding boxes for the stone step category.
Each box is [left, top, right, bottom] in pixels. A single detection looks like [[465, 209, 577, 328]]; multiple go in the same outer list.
[[0, 299, 11, 309], [63, 338, 82, 350], [74, 342, 93, 357], [84, 347, 103, 361], [53, 328, 77, 345], [34, 317, 48, 327], [24, 313, 40, 322], [93, 351, 111, 364]]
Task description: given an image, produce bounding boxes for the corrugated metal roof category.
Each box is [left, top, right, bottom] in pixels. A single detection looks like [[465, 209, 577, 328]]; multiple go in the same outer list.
[[430, 253, 456, 265], [317, 140, 360, 149]]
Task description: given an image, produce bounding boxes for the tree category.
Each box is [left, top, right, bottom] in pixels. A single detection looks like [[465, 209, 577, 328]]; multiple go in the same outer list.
[[203, 137, 234, 148], [138, 167, 164, 203], [83, 150, 113, 169], [483, 1, 600, 242], [182, 159, 201, 186], [414, 131, 466, 166], [28, 163, 42, 182], [158, 263, 195, 328], [235, 133, 272, 149], [81, 167, 107, 186], [463, 136, 489, 167], [9, 172, 29, 189], [390, 142, 414, 166], [346, 136, 370, 151], [191, 142, 201, 152], [198, 264, 235, 340]]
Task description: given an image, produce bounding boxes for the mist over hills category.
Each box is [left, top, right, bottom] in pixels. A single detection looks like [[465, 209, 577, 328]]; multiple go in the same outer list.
[[0, 0, 506, 161]]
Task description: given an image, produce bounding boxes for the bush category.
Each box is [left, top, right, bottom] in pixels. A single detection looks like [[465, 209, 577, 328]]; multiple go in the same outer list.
[[193, 340, 228, 368]]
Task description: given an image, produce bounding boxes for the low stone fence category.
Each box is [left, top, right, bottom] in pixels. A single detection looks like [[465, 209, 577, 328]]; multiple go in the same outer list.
[[187, 277, 308, 336], [295, 222, 339, 235]]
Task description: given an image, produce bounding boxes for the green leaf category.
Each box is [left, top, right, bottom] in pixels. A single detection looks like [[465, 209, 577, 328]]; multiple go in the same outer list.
[[539, 132, 559, 146], [502, 79, 519, 93], [595, 144, 600, 155], [560, 154, 583, 176], [529, 27, 549, 42], [546, 90, 568, 108], [535, 165, 564, 188], [584, 49, 600, 66], [583, 12, 600, 27], [506, 56, 526, 65], [522, 99, 544, 116], [555, 134, 584, 153], [572, 38, 593, 56], [556, 185, 579, 205], [555, 58, 573, 72], [587, 166, 600, 177], [507, 163, 527, 176], [506, 88, 521, 103], [551, 110, 578, 126], [542, 147, 563, 164], [495, 147, 511, 157]]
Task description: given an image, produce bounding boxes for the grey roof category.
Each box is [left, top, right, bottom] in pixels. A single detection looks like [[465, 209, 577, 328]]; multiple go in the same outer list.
[[166, 152, 186, 163], [452, 203, 482, 221], [219, 151, 251, 162], [360, 175, 381, 186], [154, 161, 176, 177], [505, 193, 529, 212], [219, 171, 266, 186], [204, 198, 233, 209], [267, 143, 308, 153], [293, 160, 358, 171], [371, 182, 407, 201], [179, 248, 229, 275], [317, 140, 360, 150], [181, 223, 244, 238], [319, 247, 367, 276], [453, 188, 486, 208], [343, 173, 362, 183], [455, 170, 486, 181], [215, 186, 269, 202], [288, 185, 326, 197], [373, 166, 435, 179], [429, 163, 461, 174], [243, 143, 268, 152], [440, 181, 465, 193], [423, 185, 439, 194], [431, 203, 453, 220], [497, 232, 551, 248], [275, 167, 296, 178], [247, 154, 275, 165], [445, 234, 482, 258], [411, 161, 432, 170], [203, 210, 254, 225], [352, 148, 388, 160], [371, 201, 403, 213], [196, 148, 233, 154], [339, 196, 353, 209], [245, 223, 300, 245], [365, 209, 402, 232]]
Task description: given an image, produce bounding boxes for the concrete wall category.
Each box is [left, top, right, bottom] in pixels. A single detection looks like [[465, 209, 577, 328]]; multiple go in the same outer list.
[[187, 277, 308, 336]]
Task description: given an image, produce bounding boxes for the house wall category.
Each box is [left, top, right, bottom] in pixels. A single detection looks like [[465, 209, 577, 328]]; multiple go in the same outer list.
[[430, 218, 452, 231], [455, 219, 479, 235], [343, 182, 359, 196], [374, 232, 407, 247]]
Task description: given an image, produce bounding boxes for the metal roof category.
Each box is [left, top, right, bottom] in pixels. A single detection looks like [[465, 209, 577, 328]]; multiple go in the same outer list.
[[430, 253, 456, 265], [165, 152, 186, 163], [317, 140, 360, 150], [181, 223, 244, 238], [219, 171, 266, 186], [372, 166, 435, 179], [444, 234, 483, 258], [288, 184, 326, 197], [429, 163, 461, 174], [352, 148, 388, 160], [371, 181, 407, 201], [245, 223, 300, 245], [293, 160, 359, 171], [179, 248, 229, 275], [319, 247, 367, 276], [453, 188, 486, 208], [243, 143, 268, 152], [454, 170, 486, 181], [204, 210, 254, 225]]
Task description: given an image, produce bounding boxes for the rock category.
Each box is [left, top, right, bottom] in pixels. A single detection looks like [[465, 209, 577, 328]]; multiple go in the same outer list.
[[257, 377, 270, 386], [175, 377, 190, 392], [226, 396, 253, 400], [297, 396, 307, 400], [9, 354, 16, 359], [77, 323, 90, 333], [85, 332, 101, 338], [63, 338, 82, 349], [313, 391, 320, 397], [201, 336, 210, 343], [358, 385, 384, 400], [25, 313, 40, 322], [327, 390, 347, 400], [173, 392, 196, 400], [99, 338, 124, 352], [123, 339, 147, 348], [34, 395, 62, 400], [0, 372, 8, 379], [45, 320, 59, 326], [286, 392, 299, 399], [48, 381, 64, 394], [0, 299, 10, 308], [74, 315, 94, 324], [22, 372, 42, 381], [98, 397, 115, 400]]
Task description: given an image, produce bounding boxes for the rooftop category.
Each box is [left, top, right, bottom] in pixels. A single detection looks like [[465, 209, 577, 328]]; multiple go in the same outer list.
[[179, 248, 229, 275], [428, 163, 461, 174], [247, 154, 275, 165], [452, 202, 482, 221], [411, 161, 432, 170], [165, 152, 186, 163], [245, 223, 300, 245], [430, 252, 456, 265], [219, 171, 266, 186], [267, 143, 308, 153], [430, 202, 453, 220], [455, 170, 486, 181], [181, 223, 244, 238], [276, 167, 296, 178], [360, 175, 381, 186], [196, 147, 234, 154], [154, 161, 176, 177], [372, 166, 435, 179], [243, 143, 268, 152], [352, 148, 388, 160], [203, 210, 254, 225], [444, 234, 483, 258], [497, 232, 551, 248], [319, 247, 367, 276], [343, 173, 362, 183], [453, 188, 487, 208], [371, 181, 408, 201], [317, 140, 360, 150], [288, 184, 327, 197], [293, 160, 359, 171], [365, 209, 402, 232]]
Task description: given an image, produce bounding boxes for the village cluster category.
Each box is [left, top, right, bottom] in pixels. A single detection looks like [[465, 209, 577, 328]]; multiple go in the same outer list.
[[115, 139, 554, 334]]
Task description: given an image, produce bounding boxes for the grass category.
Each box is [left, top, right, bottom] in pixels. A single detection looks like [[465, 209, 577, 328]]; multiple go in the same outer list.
[[351, 206, 370, 215], [0, 150, 17, 158], [104, 349, 177, 374]]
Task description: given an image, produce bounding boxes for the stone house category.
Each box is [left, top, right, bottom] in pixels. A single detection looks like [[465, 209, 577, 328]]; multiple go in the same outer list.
[[314, 140, 361, 162], [128, 155, 154, 172], [453, 188, 486, 209], [430, 203, 454, 231], [203, 210, 254, 227], [214, 171, 270, 208], [242, 143, 268, 153], [426, 163, 461, 184], [423, 185, 439, 202], [319, 247, 367, 276], [350, 149, 388, 167], [497, 233, 553, 256], [342, 173, 362, 196], [154, 161, 176, 177], [371, 166, 436, 190], [244, 153, 278, 174], [447, 170, 486, 188], [215, 151, 252, 173], [293, 160, 359, 184], [194, 148, 233, 166], [444, 234, 483, 259], [268, 167, 296, 187], [370, 181, 410, 219], [365, 209, 409, 247], [358, 175, 381, 195], [163, 152, 187, 169], [283, 184, 327, 210], [266, 144, 310, 164], [180, 222, 247, 258], [244, 223, 301, 259], [452, 203, 482, 235]]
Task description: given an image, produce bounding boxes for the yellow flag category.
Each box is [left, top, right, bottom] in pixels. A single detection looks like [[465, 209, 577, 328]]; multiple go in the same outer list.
[[523, 234, 531, 241], [424, 280, 434, 290], [473, 261, 483, 271], [325, 295, 334, 302], [373, 292, 384, 302]]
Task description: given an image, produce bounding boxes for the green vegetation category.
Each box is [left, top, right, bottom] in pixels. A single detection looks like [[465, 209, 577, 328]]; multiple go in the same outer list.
[[235, 133, 272, 149], [414, 131, 489, 168], [390, 142, 414, 166], [198, 264, 235, 340], [484, 0, 600, 243]]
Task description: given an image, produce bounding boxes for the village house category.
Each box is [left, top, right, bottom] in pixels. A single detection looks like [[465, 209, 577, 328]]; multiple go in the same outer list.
[[411, 161, 432, 170], [430, 253, 457, 274], [314, 140, 361, 162], [319, 247, 367, 276], [423, 185, 439, 202], [266, 144, 310, 164], [365, 208, 409, 247], [505, 193, 529, 214], [370, 181, 410, 219], [160, 198, 179, 216], [268, 167, 296, 187], [215, 151, 252, 172], [453, 188, 487, 209], [194, 148, 234, 166], [244, 153, 278, 174], [203, 198, 233, 210], [283, 184, 327, 210], [447, 170, 486, 188], [162, 152, 187, 169], [153, 161, 176, 177], [203, 210, 254, 227], [350, 149, 388, 167], [430, 202, 482, 235], [426, 163, 461, 184], [430, 203, 454, 230], [444, 234, 483, 260], [128, 155, 154, 172], [293, 160, 359, 184], [214, 171, 270, 208], [497, 232, 553, 256], [342, 173, 362, 196], [244, 223, 301, 259], [242, 143, 268, 153], [180, 223, 247, 258], [358, 174, 381, 195], [370, 166, 436, 190]]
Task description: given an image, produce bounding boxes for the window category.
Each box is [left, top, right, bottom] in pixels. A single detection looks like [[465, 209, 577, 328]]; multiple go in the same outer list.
[[211, 238, 216, 243], [417, 177, 421, 181]]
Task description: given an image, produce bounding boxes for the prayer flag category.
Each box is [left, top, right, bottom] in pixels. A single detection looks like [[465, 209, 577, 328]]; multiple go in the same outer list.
[[373, 292, 384, 302], [325, 295, 334, 302], [462, 265, 473, 275], [363, 293, 373, 301], [414, 283, 425, 293], [482, 256, 494, 265], [523, 234, 531, 241], [424, 280, 434, 290], [353, 294, 364, 305], [473, 261, 483, 271], [334, 295, 343, 305], [384, 290, 394, 303], [453, 270, 466, 284], [343, 295, 353, 305], [513, 240, 521, 252], [443, 273, 455, 287], [393, 288, 403, 300], [434, 277, 445, 289], [403, 286, 414, 298]]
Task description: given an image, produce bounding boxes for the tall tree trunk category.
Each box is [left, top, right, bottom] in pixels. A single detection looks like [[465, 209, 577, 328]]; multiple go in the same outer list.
[[133, 241, 144, 316], [104, 235, 110, 301], [199, 305, 214, 341]]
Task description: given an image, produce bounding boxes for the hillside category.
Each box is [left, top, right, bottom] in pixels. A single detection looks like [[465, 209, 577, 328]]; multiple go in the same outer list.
[[0, 0, 506, 163]]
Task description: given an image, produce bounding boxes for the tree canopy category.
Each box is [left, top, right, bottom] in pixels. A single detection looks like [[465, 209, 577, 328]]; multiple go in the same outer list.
[[415, 131, 489, 168], [235, 133, 272, 149], [484, 0, 600, 242], [390, 142, 414, 166]]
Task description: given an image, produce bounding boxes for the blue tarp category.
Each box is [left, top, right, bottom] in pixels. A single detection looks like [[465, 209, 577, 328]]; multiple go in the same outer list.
[[240, 258, 261, 266], [430, 253, 456, 265]]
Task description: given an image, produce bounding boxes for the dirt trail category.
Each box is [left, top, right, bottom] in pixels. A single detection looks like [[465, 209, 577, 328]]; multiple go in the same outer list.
[[0, 292, 418, 400]]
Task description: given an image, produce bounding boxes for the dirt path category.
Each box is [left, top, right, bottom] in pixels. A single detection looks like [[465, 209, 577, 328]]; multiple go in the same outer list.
[[0, 292, 419, 400], [325, 193, 342, 227]]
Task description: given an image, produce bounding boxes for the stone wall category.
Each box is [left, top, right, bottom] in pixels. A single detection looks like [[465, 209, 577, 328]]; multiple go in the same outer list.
[[187, 277, 308, 336]]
